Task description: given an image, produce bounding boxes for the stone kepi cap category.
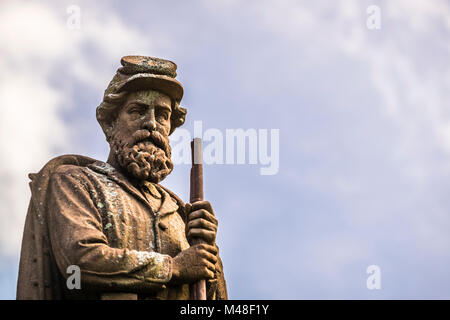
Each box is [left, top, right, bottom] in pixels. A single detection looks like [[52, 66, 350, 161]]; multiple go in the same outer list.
[[116, 55, 183, 101], [97, 55, 187, 136]]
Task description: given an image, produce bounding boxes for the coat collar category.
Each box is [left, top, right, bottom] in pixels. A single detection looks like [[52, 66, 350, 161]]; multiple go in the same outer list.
[[141, 181, 179, 216], [87, 160, 178, 217]]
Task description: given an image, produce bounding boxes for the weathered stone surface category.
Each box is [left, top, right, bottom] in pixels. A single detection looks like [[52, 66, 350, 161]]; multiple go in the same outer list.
[[17, 56, 227, 300]]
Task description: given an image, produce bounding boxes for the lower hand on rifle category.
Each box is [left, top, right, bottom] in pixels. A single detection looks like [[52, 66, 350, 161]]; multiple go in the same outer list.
[[170, 243, 217, 284], [170, 201, 219, 284]]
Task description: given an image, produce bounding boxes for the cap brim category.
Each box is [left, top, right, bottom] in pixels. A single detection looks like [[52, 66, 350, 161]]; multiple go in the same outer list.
[[116, 73, 183, 101]]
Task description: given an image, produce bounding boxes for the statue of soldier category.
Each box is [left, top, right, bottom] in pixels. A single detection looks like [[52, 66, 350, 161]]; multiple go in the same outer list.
[[16, 56, 228, 300]]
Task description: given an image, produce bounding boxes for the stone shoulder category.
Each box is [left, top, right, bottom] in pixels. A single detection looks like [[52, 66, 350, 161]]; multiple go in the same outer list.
[[50, 164, 100, 189]]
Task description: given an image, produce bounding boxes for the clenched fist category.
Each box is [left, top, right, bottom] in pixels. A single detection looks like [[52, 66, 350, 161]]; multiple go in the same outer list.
[[184, 201, 218, 246], [170, 244, 218, 284]]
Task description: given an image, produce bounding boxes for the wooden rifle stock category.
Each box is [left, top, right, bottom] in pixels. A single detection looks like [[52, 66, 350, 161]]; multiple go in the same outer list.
[[190, 138, 206, 300]]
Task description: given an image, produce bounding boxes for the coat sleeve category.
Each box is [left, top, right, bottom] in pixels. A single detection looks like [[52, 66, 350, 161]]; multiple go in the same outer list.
[[47, 167, 173, 293]]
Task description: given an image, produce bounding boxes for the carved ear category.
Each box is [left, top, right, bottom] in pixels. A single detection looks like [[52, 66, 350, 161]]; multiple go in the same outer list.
[[169, 100, 187, 135]]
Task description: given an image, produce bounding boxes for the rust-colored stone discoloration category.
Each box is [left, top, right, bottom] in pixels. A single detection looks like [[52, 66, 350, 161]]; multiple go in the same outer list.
[[17, 56, 227, 300]]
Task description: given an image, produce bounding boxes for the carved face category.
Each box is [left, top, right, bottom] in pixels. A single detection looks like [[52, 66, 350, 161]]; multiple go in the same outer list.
[[109, 90, 174, 183]]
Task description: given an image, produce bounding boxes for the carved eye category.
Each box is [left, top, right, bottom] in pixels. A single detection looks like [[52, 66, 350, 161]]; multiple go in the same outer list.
[[156, 109, 170, 122], [128, 105, 144, 116]]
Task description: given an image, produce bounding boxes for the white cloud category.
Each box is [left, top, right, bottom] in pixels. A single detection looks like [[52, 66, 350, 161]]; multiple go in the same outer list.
[[198, 0, 450, 297], [241, 0, 450, 209], [0, 1, 156, 256]]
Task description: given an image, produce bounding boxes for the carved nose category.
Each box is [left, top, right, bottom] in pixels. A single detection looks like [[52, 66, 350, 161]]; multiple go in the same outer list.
[[143, 120, 156, 131], [142, 109, 156, 131]]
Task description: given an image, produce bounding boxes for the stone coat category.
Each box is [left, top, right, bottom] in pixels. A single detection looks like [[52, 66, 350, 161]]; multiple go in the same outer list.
[[17, 155, 227, 300]]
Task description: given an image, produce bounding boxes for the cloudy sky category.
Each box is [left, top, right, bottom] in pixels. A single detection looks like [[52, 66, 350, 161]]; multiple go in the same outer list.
[[0, 0, 449, 299]]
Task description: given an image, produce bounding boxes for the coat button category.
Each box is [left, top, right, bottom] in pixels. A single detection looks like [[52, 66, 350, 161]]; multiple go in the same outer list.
[[158, 222, 168, 231]]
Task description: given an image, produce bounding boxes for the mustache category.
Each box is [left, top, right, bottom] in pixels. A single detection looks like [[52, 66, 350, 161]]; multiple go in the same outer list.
[[128, 129, 170, 155]]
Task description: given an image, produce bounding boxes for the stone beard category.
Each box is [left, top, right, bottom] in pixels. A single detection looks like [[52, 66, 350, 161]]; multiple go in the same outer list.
[[110, 127, 174, 183]]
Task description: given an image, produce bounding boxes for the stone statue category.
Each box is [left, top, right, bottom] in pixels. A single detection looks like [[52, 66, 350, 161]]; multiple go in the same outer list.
[[16, 56, 228, 300]]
